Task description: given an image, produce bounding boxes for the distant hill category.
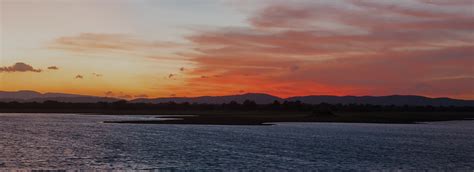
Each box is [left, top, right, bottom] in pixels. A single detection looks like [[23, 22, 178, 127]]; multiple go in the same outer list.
[[1, 90, 473, 106], [0, 90, 46, 99], [132, 94, 473, 106], [286, 95, 474, 107], [131, 93, 283, 104], [0, 90, 119, 103]]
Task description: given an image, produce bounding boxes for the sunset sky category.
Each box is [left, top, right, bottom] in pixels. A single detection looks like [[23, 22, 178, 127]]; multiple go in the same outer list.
[[1, 0, 473, 99]]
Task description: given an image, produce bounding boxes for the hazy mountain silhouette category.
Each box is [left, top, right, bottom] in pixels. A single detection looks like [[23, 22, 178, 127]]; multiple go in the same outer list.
[[132, 93, 472, 106], [287, 95, 473, 106], [0, 90, 119, 103], [131, 93, 283, 104], [1, 90, 473, 106], [0, 90, 45, 99]]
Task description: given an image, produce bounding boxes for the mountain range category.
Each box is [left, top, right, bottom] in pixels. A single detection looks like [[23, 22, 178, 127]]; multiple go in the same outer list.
[[1, 90, 472, 106], [0, 90, 119, 103]]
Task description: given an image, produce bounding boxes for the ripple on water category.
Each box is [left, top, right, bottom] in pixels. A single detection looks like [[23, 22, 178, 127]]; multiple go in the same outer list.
[[0, 113, 473, 170]]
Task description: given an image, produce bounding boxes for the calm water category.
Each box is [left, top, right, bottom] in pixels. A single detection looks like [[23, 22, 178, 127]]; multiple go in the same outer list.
[[0, 113, 473, 171]]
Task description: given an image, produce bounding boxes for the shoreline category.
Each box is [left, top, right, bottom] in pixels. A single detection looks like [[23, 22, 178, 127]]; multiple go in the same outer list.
[[102, 112, 474, 125], [1, 111, 473, 125]]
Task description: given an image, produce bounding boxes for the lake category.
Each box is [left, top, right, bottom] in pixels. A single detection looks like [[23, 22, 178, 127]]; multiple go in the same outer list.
[[0, 113, 473, 171]]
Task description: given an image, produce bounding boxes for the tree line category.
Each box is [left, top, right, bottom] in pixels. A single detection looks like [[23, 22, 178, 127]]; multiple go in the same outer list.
[[0, 100, 472, 113]]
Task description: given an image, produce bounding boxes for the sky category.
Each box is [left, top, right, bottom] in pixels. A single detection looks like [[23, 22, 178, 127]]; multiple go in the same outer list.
[[1, 0, 473, 99]]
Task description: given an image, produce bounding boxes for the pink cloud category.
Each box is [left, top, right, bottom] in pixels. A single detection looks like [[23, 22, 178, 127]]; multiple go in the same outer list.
[[170, 0, 474, 99]]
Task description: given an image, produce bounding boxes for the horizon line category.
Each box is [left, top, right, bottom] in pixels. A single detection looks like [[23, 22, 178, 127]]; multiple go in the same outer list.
[[1, 90, 473, 101]]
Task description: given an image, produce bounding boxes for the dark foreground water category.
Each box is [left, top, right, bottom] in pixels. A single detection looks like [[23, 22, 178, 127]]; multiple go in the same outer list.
[[0, 113, 473, 171]]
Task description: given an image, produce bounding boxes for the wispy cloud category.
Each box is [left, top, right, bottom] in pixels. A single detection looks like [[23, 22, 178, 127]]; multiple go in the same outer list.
[[48, 33, 186, 62], [50, 33, 178, 52]]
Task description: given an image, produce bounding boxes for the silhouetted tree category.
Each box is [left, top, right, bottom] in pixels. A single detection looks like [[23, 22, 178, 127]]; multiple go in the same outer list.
[[243, 100, 257, 110]]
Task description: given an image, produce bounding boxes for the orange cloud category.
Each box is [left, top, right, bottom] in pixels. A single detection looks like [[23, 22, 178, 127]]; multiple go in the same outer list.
[[0, 62, 42, 73], [169, 0, 474, 99]]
